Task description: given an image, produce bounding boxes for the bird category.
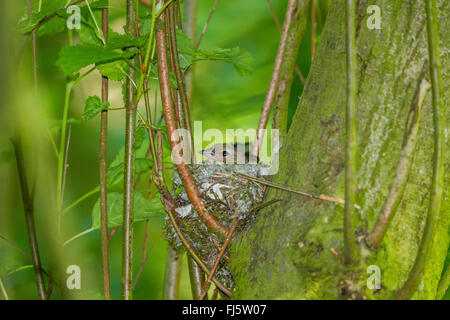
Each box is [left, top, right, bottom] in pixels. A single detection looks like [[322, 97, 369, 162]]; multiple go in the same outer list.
[[200, 142, 258, 164]]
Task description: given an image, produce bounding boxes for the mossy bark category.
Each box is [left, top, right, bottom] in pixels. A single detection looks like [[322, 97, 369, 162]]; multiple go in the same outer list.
[[231, 0, 449, 299]]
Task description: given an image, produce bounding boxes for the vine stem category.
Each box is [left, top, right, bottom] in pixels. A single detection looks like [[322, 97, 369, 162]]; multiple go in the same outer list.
[[11, 138, 47, 300], [252, 0, 298, 157], [367, 71, 429, 249], [344, 0, 357, 265], [397, 0, 445, 300], [155, 0, 227, 237], [99, 3, 111, 300], [122, 0, 138, 300], [436, 263, 449, 299]]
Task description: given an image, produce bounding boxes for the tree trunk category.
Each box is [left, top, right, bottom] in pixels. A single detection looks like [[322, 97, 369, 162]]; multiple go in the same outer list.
[[231, 0, 449, 299]]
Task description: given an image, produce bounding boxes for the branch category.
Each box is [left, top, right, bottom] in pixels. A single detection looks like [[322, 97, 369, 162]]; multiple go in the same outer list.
[[272, 0, 309, 136], [163, 246, 183, 299], [195, 0, 219, 48], [367, 70, 429, 249], [198, 219, 238, 300], [187, 255, 205, 299], [168, 3, 195, 162], [344, 0, 357, 265], [253, 0, 298, 156], [11, 138, 47, 300], [266, 0, 306, 85], [99, 4, 111, 300], [155, 0, 227, 237], [122, 0, 138, 300], [397, 0, 445, 299]]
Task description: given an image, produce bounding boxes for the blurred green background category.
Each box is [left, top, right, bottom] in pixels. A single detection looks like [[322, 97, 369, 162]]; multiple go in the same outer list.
[[0, 0, 447, 300]]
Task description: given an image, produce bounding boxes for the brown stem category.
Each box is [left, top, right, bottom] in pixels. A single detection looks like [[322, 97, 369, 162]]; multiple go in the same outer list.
[[155, 1, 227, 237], [265, 0, 306, 85], [133, 221, 152, 290], [11, 137, 47, 300], [163, 246, 183, 299], [198, 219, 238, 300], [122, 0, 137, 300], [196, 0, 219, 49], [168, 3, 195, 162], [253, 0, 298, 156], [183, 0, 197, 104], [272, 0, 309, 136], [311, 0, 316, 61], [99, 5, 112, 300]]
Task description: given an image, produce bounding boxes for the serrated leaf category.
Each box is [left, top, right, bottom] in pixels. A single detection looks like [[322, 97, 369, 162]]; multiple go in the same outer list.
[[96, 60, 128, 81], [82, 96, 110, 120], [91, 192, 165, 229], [106, 32, 146, 49], [176, 30, 253, 76], [17, 0, 66, 34], [37, 16, 66, 36], [56, 44, 137, 75]]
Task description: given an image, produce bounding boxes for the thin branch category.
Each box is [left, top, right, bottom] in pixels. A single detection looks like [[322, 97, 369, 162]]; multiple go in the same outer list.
[[272, 0, 309, 136], [168, 3, 195, 162], [253, 0, 298, 157], [183, 0, 197, 104], [161, 193, 232, 297], [0, 234, 32, 261], [311, 0, 316, 61], [122, 0, 138, 300], [226, 172, 360, 210], [155, 0, 227, 237], [198, 219, 238, 300], [187, 255, 204, 299], [99, 4, 111, 300], [397, 0, 445, 299], [133, 221, 152, 290], [11, 138, 47, 300], [27, 0, 38, 94], [266, 0, 306, 85], [367, 71, 429, 249], [195, 0, 219, 49], [344, 0, 357, 265], [163, 246, 183, 299], [60, 125, 71, 211]]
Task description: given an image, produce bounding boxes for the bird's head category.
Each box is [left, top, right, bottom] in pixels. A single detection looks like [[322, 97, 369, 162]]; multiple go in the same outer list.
[[200, 143, 258, 164]]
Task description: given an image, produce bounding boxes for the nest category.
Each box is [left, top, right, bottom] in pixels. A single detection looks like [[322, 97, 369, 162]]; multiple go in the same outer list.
[[165, 163, 267, 289]]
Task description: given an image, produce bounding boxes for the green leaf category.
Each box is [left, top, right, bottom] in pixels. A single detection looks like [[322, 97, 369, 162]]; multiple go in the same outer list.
[[176, 30, 254, 76], [106, 32, 147, 50], [56, 44, 137, 75], [37, 16, 65, 36], [17, 0, 66, 34], [96, 60, 128, 81], [91, 192, 165, 229], [82, 96, 110, 120], [107, 157, 153, 187]]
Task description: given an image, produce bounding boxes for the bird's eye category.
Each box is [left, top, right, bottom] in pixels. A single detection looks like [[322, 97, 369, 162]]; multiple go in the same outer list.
[[222, 151, 228, 157]]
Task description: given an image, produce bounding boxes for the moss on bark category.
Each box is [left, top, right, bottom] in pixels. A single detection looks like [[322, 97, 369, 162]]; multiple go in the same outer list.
[[230, 0, 449, 299]]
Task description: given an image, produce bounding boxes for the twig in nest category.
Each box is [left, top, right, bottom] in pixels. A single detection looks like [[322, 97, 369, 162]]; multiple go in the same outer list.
[[217, 172, 360, 210], [198, 218, 239, 300]]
